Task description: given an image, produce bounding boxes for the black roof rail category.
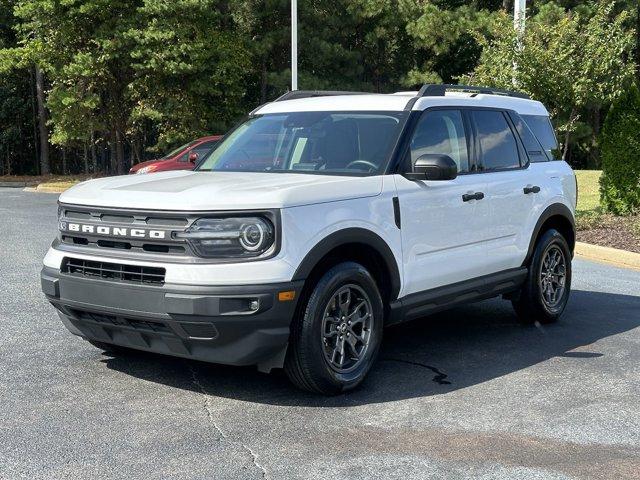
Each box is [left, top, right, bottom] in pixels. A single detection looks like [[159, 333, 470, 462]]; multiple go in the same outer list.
[[417, 84, 530, 100], [274, 90, 371, 102]]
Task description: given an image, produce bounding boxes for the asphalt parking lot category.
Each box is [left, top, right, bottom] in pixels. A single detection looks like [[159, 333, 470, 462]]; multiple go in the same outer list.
[[1, 187, 639, 480]]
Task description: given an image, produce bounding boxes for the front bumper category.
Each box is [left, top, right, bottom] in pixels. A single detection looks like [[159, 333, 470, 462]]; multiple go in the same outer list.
[[41, 267, 303, 371]]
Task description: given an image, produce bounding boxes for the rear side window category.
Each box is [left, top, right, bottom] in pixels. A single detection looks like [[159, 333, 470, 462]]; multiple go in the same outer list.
[[471, 110, 521, 171], [508, 112, 549, 163], [522, 115, 558, 160]]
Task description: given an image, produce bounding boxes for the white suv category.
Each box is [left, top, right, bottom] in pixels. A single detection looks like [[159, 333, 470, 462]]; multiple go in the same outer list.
[[41, 84, 577, 395]]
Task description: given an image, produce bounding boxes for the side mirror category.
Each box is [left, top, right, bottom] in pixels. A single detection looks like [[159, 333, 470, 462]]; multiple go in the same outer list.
[[404, 154, 457, 181], [188, 152, 199, 163]]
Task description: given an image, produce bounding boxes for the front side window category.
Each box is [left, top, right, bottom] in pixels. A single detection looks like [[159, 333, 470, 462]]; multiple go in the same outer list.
[[181, 141, 218, 163], [161, 140, 199, 160], [197, 112, 405, 175], [472, 110, 521, 170], [409, 110, 469, 173]]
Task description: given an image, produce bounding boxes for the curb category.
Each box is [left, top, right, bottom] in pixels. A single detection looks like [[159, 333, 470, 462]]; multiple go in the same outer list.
[[575, 241, 640, 271], [34, 185, 68, 193], [0, 181, 37, 188]]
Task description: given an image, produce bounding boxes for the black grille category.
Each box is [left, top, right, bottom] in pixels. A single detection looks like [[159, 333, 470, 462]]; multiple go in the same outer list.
[[71, 309, 172, 334], [62, 257, 166, 285]]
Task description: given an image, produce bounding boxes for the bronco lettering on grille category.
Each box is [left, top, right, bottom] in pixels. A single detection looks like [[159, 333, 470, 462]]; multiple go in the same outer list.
[[60, 222, 166, 239]]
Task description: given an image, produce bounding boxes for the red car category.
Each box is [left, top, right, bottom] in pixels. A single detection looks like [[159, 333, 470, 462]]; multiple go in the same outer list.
[[129, 135, 222, 174]]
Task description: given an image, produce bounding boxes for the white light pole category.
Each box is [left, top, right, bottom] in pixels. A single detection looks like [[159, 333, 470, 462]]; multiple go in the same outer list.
[[512, 0, 526, 86], [291, 0, 298, 91], [514, 0, 526, 35]]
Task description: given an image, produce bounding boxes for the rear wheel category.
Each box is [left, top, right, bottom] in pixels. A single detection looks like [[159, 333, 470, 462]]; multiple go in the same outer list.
[[284, 262, 384, 395], [512, 228, 572, 324]]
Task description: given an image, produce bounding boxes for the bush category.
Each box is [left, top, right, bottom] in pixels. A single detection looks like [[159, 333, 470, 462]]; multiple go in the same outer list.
[[599, 84, 640, 215]]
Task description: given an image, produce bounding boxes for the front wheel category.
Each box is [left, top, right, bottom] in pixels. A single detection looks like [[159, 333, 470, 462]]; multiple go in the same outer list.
[[512, 228, 572, 324], [284, 262, 384, 395]]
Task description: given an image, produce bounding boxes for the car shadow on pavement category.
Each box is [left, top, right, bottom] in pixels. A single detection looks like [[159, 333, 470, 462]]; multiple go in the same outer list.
[[101, 289, 640, 406]]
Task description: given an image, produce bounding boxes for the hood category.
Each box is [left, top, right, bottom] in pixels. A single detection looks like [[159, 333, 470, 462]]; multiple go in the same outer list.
[[59, 170, 383, 210]]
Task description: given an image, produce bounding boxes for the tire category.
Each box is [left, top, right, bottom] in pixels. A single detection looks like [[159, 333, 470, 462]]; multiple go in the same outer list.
[[284, 261, 384, 395], [512, 228, 572, 324]]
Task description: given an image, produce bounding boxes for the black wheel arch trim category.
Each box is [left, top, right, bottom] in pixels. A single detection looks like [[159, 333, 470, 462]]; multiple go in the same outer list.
[[524, 203, 575, 265], [291, 228, 402, 301]]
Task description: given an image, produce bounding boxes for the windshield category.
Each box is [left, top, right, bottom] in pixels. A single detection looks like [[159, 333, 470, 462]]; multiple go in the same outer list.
[[161, 140, 199, 159], [197, 112, 406, 175]]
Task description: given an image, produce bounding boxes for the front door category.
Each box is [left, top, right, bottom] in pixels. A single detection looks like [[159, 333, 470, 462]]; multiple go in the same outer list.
[[394, 109, 490, 297]]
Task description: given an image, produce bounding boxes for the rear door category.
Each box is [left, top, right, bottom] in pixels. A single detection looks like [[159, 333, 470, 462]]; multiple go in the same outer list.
[[394, 108, 490, 296], [471, 109, 544, 273]]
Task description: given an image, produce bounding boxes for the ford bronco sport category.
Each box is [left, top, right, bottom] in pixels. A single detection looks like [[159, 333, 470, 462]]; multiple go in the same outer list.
[[41, 84, 576, 395]]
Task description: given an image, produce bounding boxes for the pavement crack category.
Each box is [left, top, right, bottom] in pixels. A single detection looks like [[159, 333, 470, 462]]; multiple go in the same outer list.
[[381, 357, 452, 385], [187, 362, 269, 479]]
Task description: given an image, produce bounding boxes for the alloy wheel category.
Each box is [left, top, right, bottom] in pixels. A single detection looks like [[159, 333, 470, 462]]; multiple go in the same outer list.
[[539, 245, 567, 309], [321, 284, 373, 374]]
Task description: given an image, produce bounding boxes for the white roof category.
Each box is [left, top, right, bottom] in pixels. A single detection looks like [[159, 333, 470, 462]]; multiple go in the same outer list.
[[255, 91, 549, 117]]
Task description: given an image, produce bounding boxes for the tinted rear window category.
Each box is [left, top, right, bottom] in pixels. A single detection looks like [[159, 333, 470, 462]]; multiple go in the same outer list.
[[522, 115, 558, 160], [508, 112, 549, 163], [471, 110, 521, 171]]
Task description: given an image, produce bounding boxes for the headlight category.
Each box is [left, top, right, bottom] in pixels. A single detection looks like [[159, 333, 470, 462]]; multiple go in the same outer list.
[[136, 165, 157, 174], [175, 217, 275, 258]]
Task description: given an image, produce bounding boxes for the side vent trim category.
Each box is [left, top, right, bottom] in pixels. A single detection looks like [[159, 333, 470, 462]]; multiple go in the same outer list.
[[392, 197, 401, 229]]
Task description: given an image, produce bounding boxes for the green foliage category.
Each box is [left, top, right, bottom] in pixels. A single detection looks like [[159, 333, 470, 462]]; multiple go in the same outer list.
[[468, 2, 636, 161], [0, 0, 36, 175], [0, 0, 638, 174], [128, 0, 252, 148], [0, 68, 36, 174], [599, 84, 640, 215], [400, 0, 494, 85]]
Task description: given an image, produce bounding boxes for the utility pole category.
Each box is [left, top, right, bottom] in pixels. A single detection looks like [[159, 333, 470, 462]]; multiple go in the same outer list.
[[512, 0, 526, 86], [514, 0, 526, 35], [291, 0, 298, 91]]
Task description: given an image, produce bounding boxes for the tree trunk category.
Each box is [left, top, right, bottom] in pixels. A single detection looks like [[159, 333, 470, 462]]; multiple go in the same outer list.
[[83, 142, 89, 174], [90, 131, 97, 173], [260, 58, 268, 103], [503, 0, 513, 11], [591, 107, 601, 169], [30, 68, 40, 173], [62, 147, 67, 175], [131, 137, 141, 165], [562, 108, 577, 162], [115, 130, 125, 175], [109, 129, 117, 174], [35, 65, 50, 175]]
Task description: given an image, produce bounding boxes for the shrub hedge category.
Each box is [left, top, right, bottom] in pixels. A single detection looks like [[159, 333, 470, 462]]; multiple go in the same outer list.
[[599, 84, 640, 215]]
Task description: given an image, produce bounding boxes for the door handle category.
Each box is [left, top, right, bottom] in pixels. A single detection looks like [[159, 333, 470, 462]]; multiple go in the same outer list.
[[523, 185, 541, 194], [462, 192, 485, 202]]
